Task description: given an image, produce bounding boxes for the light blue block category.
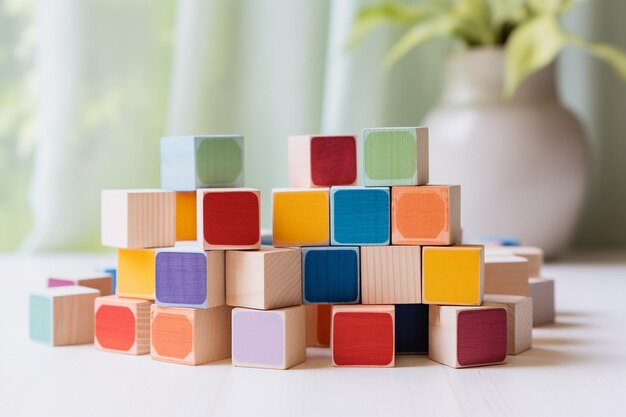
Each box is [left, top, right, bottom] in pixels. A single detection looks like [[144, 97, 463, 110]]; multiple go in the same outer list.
[[330, 186, 390, 245], [29, 294, 52, 345]]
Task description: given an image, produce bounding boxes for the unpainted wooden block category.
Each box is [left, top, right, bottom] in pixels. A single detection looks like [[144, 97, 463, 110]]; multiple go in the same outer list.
[[48, 273, 112, 296], [117, 248, 160, 300], [529, 277, 555, 326], [484, 294, 532, 355], [305, 304, 331, 347], [395, 304, 429, 354], [302, 246, 359, 304], [484, 255, 529, 296], [176, 191, 197, 241], [360, 246, 421, 304], [330, 186, 390, 245], [94, 295, 152, 355], [288, 135, 357, 187], [272, 188, 330, 247]]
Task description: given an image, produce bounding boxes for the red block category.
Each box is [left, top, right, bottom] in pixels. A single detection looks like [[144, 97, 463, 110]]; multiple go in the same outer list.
[[94, 295, 152, 355]]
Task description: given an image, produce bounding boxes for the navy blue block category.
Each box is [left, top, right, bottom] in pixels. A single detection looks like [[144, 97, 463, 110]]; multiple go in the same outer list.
[[395, 304, 429, 354], [302, 247, 360, 304], [330, 186, 390, 245]]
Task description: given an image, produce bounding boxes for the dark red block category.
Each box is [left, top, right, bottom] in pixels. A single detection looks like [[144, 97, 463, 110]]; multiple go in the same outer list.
[[457, 308, 507, 366], [310, 136, 357, 186]]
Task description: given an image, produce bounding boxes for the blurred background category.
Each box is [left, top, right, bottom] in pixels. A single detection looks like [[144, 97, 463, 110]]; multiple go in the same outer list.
[[0, 0, 625, 252]]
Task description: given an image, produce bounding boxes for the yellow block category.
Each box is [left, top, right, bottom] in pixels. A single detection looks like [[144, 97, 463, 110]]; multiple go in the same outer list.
[[117, 249, 157, 300], [422, 245, 484, 305], [176, 192, 197, 241], [272, 189, 330, 247]]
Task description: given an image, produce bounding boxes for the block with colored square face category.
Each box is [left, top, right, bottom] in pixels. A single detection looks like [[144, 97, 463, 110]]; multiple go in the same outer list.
[[391, 185, 461, 246], [94, 296, 152, 355], [117, 248, 159, 300], [302, 247, 359, 304], [428, 305, 507, 368], [176, 192, 197, 241], [305, 304, 331, 347], [288, 135, 358, 187], [272, 188, 330, 247], [160, 135, 244, 191], [484, 255, 529, 296], [331, 305, 395, 367], [484, 294, 532, 355], [362, 127, 429, 186], [330, 187, 390, 246], [47, 273, 113, 297], [197, 188, 261, 250], [232, 305, 306, 370], [150, 304, 232, 365], [422, 245, 484, 305], [395, 304, 429, 354], [101, 189, 176, 249], [360, 246, 421, 304]]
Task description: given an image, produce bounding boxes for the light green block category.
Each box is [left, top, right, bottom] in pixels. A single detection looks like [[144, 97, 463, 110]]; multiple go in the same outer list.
[[195, 137, 243, 186], [29, 294, 52, 345]]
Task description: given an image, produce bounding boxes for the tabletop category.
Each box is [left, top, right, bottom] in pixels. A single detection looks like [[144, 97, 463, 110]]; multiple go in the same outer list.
[[0, 250, 625, 417]]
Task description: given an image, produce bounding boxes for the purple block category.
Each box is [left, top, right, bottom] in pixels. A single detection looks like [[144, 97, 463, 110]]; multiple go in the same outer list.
[[155, 251, 207, 306], [232, 310, 284, 366], [48, 278, 74, 288]]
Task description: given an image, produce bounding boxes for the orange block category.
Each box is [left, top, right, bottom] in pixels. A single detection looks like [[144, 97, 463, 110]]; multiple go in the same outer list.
[[306, 304, 331, 347], [176, 192, 197, 241]]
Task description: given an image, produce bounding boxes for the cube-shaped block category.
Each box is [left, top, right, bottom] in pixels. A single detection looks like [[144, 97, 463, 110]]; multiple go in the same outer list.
[[117, 248, 159, 300], [176, 191, 197, 241], [362, 127, 429, 186], [197, 188, 261, 250], [160, 135, 244, 190], [232, 305, 306, 370], [48, 273, 113, 297], [484, 294, 532, 355], [150, 304, 232, 365], [29, 286, 100, 346], [529, 277, 555, 326], [486, 246, 544, 277], [288, 135, 357, 187], [331, 305, 395, 367], [361, 246, 421, 304], [395, 304, 429, 354], [226, 247, 301, 309], [429, 305, 507, 368], [101, 189, 175, 248], [101, 267, 117, 294], [155, 246, 224, 308], [422, 245, 484, 305], [272, 188, 330, 247], [391, 185, 461, 246], [484, 255, 529, 296], [306, 304, 332, 347], [94, 296, 152, 355], [330, 187, 390, 245], [302, 247, 360, 304]]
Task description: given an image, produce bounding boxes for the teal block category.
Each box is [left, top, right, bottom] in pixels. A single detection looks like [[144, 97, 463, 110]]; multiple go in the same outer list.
[[330, 186, 390, 245], [29, 294, 52, 345]]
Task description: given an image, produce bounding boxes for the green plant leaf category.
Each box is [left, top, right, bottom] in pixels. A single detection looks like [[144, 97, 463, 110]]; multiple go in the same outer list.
[[567, 34, 626, 80]]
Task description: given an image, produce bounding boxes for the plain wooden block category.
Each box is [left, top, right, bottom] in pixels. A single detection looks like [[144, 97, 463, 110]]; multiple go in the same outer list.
[[232, 305, 306, 370], [529, 277, 555, 326], [117, 248, 160, 300], [429, 305, 507, 368], [484, 294, 533, 355], [94, 295, 152, 355], [288, 135, 357, 187], [330, 186, 390, 245], [395, 304, 429, 354], [160, 135, 244, 190], [196, 188, 261, 250], [302, 247, 359, 304], [360, 246, 421, 304], [305, 304, 331, 347], [331, 305, 395, 367], [226, 246, 301, 309], [150, 304, 232, 365], [176, 191, 197, 241], [391, 185, 461, 246], [155, 246, 224, 308], [272, 188, 330, 247], [29, 285, 100, 346], [101, 189, 175, 249], [362, 127, 429, 186], [485, 246, 544, 277], [484, 255, 530, 296], [48, 273, 112, 296], [422, 245, 484, 305]]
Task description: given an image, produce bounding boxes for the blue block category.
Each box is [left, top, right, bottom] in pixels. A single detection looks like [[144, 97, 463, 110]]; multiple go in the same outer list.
[[104, 267, 117, 295], [395, 304, 429, 354], [302, 246, 360, 304], [473, 236, 521, 246], [330, 186, 390, 245]]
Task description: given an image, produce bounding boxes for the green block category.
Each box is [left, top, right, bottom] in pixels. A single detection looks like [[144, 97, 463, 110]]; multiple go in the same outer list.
[[195, 137, 243, 186], [29, 294, 52, 345]]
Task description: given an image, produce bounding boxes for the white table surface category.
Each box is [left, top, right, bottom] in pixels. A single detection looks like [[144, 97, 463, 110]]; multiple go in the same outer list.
[[0, 250, 625, 417]]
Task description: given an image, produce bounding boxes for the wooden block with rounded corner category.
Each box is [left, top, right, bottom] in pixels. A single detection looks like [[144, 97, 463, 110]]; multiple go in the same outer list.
[[48, 273, 112, 296], [101, 189, 175, 248], [331, 305, 395, 367], [360, 246, 421, 304], [484, 294, 532, 355], [150, 304, 232, 365], [330, 187, 390, 245], [306, 304, 331, 347], [428, 305, 507, 368], [422, 245, 484, 305], [272, 188, 330, 247], [484, 255, 529, 296], [117, 248, 160, 300], [94, 296, 152, 355], [176, 191, 197, 241], [529, 277, 555, 326], [302, 246, 360, 304], [232, 305, 306, 370], [391, 185, 461, 245], [226, 246, 301, 309], [288, 135, 357, 187]]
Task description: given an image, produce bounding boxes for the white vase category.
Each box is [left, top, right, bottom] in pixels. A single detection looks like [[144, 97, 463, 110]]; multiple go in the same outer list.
[[425, 47, 589, 258]]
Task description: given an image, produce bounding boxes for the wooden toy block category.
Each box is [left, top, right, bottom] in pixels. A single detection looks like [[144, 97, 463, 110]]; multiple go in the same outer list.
[[302, 246, 359, 304], [29, 285, 100, 346], [272, 188, 330, 247], [485, 246, 544, 277], [395, 304, 429, 354], [330, 186, 390, 245], [48, 273, 113, 296], [529, 277, 555, 326], [150, 304, 232, 365], [361, 246, 421, 304], [484, 294, 532, 355], [102, 267, 117, 294], [101, 189, 176, 249], [196, 188, 261, 250], [469, 236, 521, 247], [288, 135, 358, 187], [484, 255, 529, 296], [305, 304, 331, 347], [176, 191, 197, 241], [155, 246, 224, 308], [94, 295, 152, 355], [331, 305, 395, 367], [160, 135, 244, 190], [226, 246, 301, 309], [428, 305, 507, 368], [391, 185, 461, 246], [422, 245, 484, 305], [232, 305, 306, 370], [362, 127, 429, 186], [117, 248, 160, 300]]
